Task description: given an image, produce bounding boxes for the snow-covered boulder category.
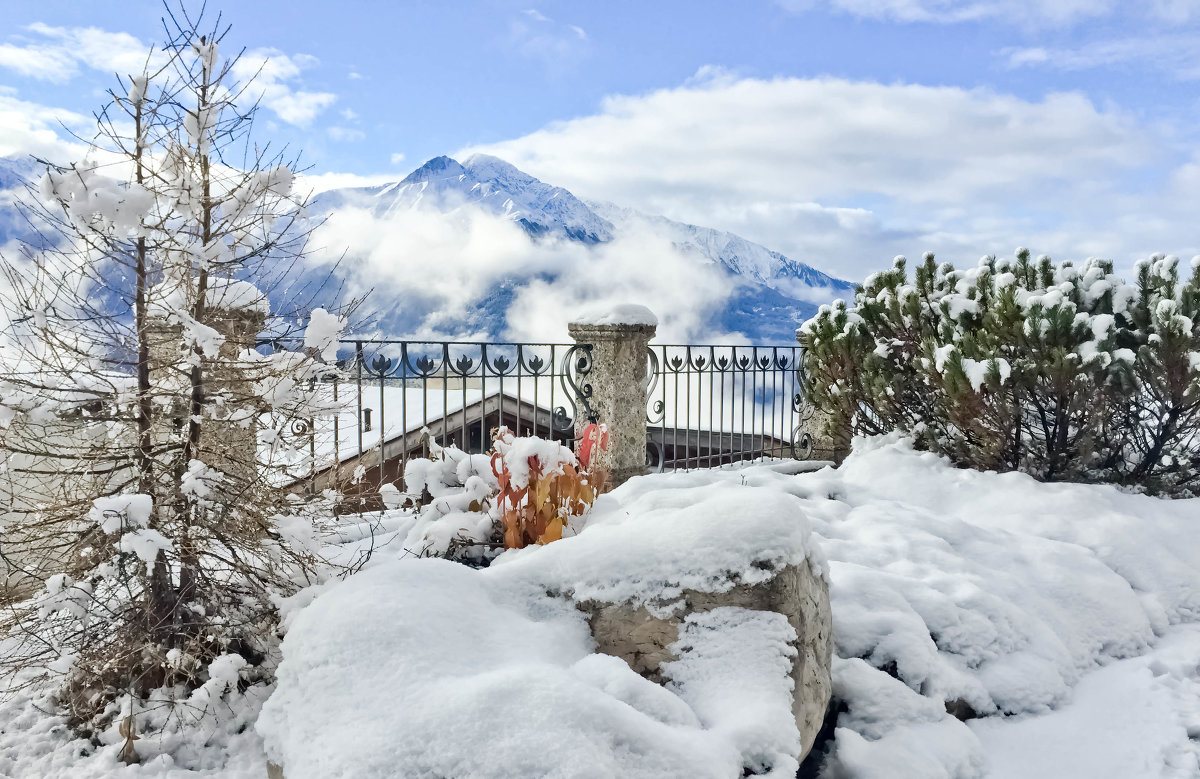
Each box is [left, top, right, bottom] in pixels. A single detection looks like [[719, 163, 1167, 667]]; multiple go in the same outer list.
[[258, 464, 831, 778]]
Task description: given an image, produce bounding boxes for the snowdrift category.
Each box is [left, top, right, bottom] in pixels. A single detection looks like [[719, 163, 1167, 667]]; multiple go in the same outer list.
[[259, 435, 1200, 778]]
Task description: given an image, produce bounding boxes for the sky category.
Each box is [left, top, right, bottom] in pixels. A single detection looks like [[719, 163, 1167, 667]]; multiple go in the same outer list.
[[2, 0, 1199, 284]]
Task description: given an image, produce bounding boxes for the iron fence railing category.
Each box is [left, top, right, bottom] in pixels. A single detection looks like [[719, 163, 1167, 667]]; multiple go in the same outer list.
[[645, 344, 814, 472], [273, 338, 812, 506], [276, 341, 592, 509]]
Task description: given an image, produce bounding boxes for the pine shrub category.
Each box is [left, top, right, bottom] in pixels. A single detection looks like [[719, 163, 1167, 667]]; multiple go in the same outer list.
[[800, 249, 1200, 495]]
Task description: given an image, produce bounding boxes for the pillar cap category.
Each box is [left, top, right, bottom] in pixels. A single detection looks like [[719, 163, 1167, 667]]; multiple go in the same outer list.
[[570, 304, 657, 328], [568, 304, 657, 339]]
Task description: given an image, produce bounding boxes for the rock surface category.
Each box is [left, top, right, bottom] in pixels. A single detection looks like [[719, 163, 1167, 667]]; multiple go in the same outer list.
[[584, 555, 834, 762]]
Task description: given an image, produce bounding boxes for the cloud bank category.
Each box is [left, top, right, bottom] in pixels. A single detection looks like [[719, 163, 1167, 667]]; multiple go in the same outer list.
[[308, 196, 738, 343], [462, 72, 1198, 280]]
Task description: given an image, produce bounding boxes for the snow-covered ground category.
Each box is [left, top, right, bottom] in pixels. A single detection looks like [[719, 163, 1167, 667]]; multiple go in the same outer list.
[[2, 435, 1199, 778], [971, 624, 1200, 779]]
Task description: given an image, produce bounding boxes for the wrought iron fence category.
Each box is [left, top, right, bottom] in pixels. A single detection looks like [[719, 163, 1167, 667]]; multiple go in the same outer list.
[[280, 341, 593, 509], [275, 338, 811, 507], [645, 344, 813, 472]]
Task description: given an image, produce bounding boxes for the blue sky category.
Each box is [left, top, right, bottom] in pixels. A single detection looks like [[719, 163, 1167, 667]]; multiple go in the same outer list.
[[2, 0, 1199, 280]]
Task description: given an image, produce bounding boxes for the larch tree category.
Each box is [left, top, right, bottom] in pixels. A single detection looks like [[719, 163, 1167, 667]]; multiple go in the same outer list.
[[0, 5, 351, 758]]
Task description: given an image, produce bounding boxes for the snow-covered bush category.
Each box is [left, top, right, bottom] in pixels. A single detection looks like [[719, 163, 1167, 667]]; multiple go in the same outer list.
[[395, 434, 499, 561], [801, 249, 1200, 494], [393, 427, 599, 560], [490, 426, 599, 548]]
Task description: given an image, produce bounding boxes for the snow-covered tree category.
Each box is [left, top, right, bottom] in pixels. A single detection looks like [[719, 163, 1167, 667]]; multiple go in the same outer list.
[[800, 249, 1200, 495], [0, 6, 351, 753]]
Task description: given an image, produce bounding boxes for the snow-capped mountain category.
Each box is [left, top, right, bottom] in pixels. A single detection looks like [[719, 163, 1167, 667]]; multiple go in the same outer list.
[[307, 154, 853, 341], [0, 156, 48, 251], [585, 200, 847, 301], [0, 153, 854, 342], [314, 154, 614, 245]]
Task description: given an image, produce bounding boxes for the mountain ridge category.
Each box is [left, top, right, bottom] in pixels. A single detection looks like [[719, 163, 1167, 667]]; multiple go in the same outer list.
[[0, 153, 853, 342]]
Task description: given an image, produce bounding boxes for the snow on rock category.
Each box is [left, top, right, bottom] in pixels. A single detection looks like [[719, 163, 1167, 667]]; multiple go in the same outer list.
[[258, 559, 748, 779], [662, 607, 804, 777], [572, 303, 659, 327], [490, 478, 821, 608], [259, 474, 824, 778]]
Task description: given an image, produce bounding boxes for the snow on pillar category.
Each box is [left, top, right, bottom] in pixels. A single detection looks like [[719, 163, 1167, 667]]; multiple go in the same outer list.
[[568, 305, 657, 490]]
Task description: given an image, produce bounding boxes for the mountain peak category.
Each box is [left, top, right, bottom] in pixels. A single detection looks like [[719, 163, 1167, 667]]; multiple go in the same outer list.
[[400, 155, 467, 185], [461, 153, 527, 181], [383, 153, 614, 245]]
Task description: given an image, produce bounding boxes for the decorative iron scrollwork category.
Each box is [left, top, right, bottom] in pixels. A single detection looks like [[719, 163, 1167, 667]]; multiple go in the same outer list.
[[646, 440, 664, 473], [790, 427, 813, 460], [555, 343, 595, 430], [645, 347, 665, 425], [524, 352, 546, 375], [790, 347, 815, 460], [792, 350, 815, 423], [452, 354, 474, 376], [367, 353, 392, 379]]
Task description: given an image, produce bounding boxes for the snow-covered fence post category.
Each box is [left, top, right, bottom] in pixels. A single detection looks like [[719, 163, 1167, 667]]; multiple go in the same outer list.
[[568, 306, 657, 489]]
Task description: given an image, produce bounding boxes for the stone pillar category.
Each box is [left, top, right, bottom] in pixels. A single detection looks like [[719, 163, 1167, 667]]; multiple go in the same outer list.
[[568, 309, 657, 489], [205, 306, 267, 491], [796, 406, 850, 465], [795, 333, 851, 465], [148, 303, 266, 494]]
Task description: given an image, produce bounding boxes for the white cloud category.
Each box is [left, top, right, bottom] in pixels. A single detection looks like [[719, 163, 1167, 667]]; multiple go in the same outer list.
[[231, 48, 337, 127], [1002, 35, 1200, 79], [0, 43, 76, 82], [295, 171, 398, 195], [777, 0, 1200, 26], [0, 89, 89, 161], [826, 0, 1115, 25], [310, 196, 735, 342], [460, 72, 1197, 280], [0, 26, 336, 129], [509, 9, 590, 65], [390, 152, 407, 165], [327, 126, 365, 143], [774, 0, 1200, 26], [774, 0, 817, 10], [1149, 0, 1200, 23], [0, 23, 159, 83]]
